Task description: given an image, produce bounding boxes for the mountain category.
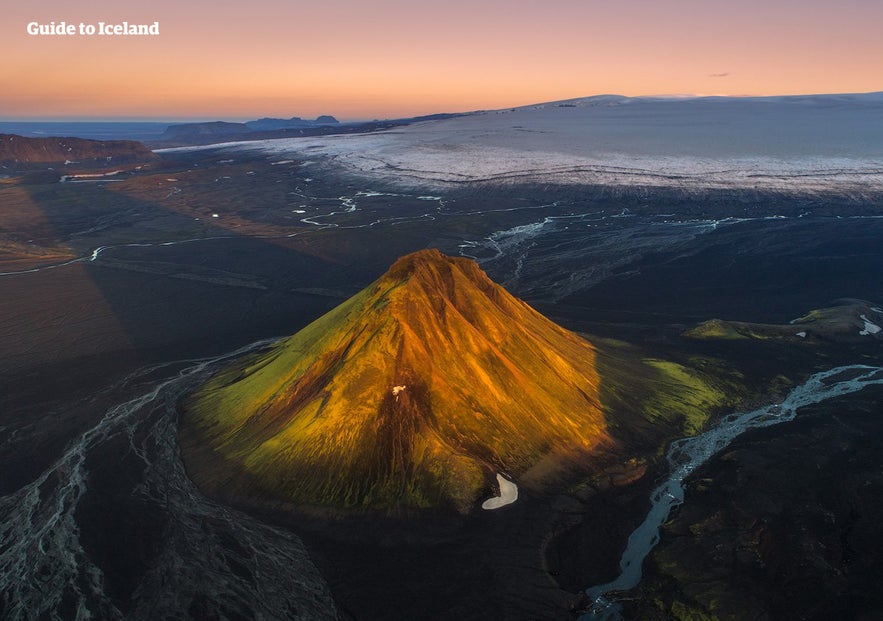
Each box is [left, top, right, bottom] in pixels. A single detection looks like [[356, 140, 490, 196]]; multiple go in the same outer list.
[[180, 249, 610, 514], [685, 299, 883, 342], [245, 115, 339, 131], [160, 120, 251, 139], [160, 115, 340, 142], [154, 113, 469, 147], [0, 134, 158, 170]]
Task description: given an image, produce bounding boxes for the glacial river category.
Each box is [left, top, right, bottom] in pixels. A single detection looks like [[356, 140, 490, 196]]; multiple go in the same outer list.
[[0, 342, 337, 620], [581, 364, 883, 620]]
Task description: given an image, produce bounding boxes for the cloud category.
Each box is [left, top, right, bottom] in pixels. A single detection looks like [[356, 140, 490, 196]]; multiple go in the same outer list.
[[709, 72, 731, 78]]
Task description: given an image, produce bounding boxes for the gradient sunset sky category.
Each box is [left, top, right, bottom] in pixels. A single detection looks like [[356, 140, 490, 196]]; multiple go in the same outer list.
[[3, 0, 882, 120]]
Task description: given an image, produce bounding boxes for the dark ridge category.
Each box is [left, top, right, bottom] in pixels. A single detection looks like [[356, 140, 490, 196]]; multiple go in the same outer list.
[[150, 112, 471, 148], [0, 134, 158, 170]]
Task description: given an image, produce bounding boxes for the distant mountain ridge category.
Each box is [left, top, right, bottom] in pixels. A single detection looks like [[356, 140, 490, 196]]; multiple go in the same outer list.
[[245, 115, 339, 131], [512, 91, 883, 112], [162, 114, 339, 140], [0, 133, 159, 170], [155, 112, 468, 147]]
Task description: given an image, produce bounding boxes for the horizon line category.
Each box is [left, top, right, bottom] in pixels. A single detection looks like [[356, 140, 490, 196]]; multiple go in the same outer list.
[[2, 89, 881, 124]]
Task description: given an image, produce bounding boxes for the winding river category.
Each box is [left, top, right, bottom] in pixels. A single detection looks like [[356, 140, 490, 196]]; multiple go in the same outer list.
[[582, 364, 883, 620], [0, 341, 337, 620]]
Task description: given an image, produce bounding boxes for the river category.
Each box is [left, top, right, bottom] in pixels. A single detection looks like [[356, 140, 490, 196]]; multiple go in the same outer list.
[[0, 341, 337, 620], [581, 364, 883, 620]]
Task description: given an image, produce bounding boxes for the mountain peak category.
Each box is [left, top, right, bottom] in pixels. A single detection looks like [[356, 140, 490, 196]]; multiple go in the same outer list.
[[181, 251, 609, 514], [387, 247, 448, 273], [384, 249, 490, 295]]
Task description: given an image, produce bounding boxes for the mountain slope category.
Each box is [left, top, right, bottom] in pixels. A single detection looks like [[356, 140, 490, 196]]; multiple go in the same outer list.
[[0, 134, 158, 169], [180, 250, 610, 513]]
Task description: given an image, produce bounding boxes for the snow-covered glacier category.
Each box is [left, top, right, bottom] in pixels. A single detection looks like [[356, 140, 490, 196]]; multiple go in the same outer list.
[[166, 93, 883, 195]]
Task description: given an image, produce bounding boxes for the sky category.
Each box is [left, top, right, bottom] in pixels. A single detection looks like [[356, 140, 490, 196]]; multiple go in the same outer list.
[[3, 0, 882, 121]]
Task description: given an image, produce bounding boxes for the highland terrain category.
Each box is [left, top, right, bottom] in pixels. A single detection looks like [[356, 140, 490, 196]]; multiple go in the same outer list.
[[2, 94, 883, 620]]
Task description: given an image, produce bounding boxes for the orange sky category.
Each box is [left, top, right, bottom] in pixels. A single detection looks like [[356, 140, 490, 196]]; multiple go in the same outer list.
[[3, 0, 882, 120]]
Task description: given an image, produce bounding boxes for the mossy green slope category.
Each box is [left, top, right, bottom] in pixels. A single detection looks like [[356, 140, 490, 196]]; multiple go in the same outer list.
[[684, 300, 883, 342], [181, 249, 610, 513]]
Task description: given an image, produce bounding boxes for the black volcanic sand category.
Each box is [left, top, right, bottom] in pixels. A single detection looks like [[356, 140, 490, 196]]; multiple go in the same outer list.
[[176, 441, 667, 621], [3, 151, 883, 619], [567, 216, 883, 325], [0, 252, 342, 494], [248, 493, 589, 620], [625, 385, 883, 621]]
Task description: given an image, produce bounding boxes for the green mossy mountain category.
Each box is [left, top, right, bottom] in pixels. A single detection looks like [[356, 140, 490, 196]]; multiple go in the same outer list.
[[180, 249, 611, 513]]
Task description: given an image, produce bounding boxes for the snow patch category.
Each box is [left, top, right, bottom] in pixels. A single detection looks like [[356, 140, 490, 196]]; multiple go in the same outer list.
[[481, 474, 518, 510], [391, 385, 406, 401], [796, 331, 807, 338], [859, 315, 881, 336], [60, 170, 123, 183]]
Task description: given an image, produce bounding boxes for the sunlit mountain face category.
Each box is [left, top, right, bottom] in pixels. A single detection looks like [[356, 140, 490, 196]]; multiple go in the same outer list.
[[180, 249, 611, 514]]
